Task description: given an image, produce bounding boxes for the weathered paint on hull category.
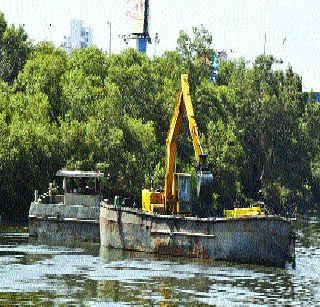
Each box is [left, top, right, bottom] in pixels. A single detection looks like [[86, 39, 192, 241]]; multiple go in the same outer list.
[[29, 203, 100, 243], [29, 218, 100, 243], [100, 203, 294, 267]]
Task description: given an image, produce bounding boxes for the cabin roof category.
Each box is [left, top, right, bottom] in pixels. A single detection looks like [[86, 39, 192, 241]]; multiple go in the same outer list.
[[56, 170, 104, 178]]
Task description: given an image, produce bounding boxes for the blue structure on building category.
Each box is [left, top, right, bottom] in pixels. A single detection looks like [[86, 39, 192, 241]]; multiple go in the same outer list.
[[130, 0, 150, 54], [210, 54, 219, 82], [210, 50, 228, 82], [137, 37, 147, 53]]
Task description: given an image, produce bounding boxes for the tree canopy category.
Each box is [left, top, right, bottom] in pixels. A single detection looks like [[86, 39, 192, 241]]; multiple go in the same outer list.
[[0, 12, 31, 85], [0, 10, 319, 221]]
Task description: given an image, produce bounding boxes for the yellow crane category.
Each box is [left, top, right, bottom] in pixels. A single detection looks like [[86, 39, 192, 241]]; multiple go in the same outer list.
[[142, 74, 213, 215], [141, 74, 265, 218]]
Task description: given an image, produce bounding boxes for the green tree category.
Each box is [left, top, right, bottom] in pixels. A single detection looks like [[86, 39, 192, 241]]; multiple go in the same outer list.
[[176, 25, 215, 87], [0, 12, 31, 85], [205, 119, 244, 212], [227, 56, 311, 213], [14, 42, 67, 120], [0, 117, 60, 221]]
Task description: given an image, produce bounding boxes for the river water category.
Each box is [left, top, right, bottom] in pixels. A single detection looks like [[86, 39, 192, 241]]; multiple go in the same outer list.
[[0, 220, 319, 305]]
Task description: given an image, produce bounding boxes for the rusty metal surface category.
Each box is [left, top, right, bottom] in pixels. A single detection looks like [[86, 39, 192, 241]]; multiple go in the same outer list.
[[29, 202, 100, 243], [64, 193, 100, 207], [100, 203, 294, 267], [29, 218, 100, 243], [29, 202, 100, 220]]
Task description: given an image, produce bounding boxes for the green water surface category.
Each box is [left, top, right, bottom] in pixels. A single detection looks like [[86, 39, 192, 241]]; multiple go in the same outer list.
[[0, 220, 319, 305]]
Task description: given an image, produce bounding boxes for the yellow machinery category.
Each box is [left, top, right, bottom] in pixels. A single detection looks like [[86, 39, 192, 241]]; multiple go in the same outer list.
[[142, 74, 214, 215], [141, 73, 265, 218], [224, 206, 265, 218]]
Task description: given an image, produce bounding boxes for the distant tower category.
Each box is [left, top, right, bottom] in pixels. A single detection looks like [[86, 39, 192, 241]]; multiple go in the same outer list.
[[127, 0, 151, 54], [71, 19, 92, 49], [61, 19, 93, 54]]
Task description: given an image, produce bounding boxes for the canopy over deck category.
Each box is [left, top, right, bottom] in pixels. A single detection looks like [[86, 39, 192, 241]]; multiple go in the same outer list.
[[56, 170, 104, 178]]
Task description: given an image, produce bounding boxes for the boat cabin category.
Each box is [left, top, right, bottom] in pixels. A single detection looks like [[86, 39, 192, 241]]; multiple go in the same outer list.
[[35, 170, 104, 207]]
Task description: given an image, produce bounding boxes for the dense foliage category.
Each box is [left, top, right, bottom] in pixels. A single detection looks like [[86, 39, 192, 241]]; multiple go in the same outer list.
[[0, 15, 319, 221]]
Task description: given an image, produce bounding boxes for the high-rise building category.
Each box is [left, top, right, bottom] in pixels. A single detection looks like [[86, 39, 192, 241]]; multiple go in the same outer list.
[[61, 19, 93, 54]]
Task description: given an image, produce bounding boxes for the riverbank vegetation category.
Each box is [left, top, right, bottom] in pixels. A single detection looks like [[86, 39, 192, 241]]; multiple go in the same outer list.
[[0, 12, 319, 221]]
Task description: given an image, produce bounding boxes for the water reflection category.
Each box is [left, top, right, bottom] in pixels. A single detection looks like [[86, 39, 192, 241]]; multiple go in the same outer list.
[[0, 220, 319, 305]]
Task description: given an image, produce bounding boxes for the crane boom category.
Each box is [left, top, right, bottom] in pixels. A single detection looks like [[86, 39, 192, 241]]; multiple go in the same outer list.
[[142, 74, 264, 218], [164, 74, 207, 209], [142, 74, 213, 216], [181, 74, 203, 157]]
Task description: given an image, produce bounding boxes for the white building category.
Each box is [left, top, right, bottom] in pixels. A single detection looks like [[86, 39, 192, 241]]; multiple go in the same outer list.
[[61, 19, 93, 54]]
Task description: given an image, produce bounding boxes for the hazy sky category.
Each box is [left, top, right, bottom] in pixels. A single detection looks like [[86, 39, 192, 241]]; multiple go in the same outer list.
[[0, 0, 319, 90]]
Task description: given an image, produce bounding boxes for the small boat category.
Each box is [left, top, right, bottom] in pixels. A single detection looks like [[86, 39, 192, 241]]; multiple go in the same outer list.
[[29, 169, 104, 243]]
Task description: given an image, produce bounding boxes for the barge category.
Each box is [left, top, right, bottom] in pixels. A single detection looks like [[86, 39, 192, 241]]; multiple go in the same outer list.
[[29, 169, 103, 243], [100, 203, 294, 267], [100, 74, 295, 267]]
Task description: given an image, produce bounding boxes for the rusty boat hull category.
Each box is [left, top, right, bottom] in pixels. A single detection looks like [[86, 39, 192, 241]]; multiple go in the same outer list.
[[29, 202, 100, 243], [100, 203, 295, 267]]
